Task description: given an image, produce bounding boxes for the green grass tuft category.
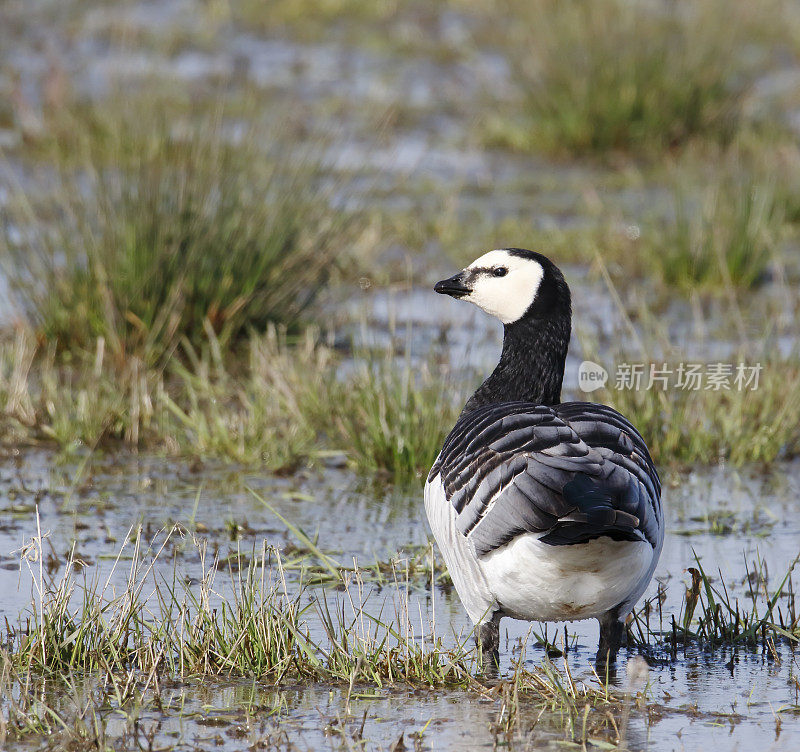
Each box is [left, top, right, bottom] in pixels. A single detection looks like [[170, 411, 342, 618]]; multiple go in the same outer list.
[[629, 552, 800, 653], [647, 178, 783, 291], [486, 0, 777, 155], [330, 349, 462, 482], [0, 103, 356, 364]]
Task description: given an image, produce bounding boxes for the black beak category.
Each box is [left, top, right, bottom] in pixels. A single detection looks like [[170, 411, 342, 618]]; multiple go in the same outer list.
[[434, 272, 471, 298]]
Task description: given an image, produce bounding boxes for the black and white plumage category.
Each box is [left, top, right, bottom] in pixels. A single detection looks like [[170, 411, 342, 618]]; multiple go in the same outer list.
[[425, 249, 663, 665]]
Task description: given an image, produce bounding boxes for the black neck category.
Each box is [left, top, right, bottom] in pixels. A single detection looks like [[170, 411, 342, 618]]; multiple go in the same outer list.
[[463, 313, 571, 413]]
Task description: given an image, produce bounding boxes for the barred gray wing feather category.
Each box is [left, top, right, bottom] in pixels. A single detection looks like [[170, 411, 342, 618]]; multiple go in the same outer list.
[[554, 401, 662, 549], [429, 401, 661, 557]]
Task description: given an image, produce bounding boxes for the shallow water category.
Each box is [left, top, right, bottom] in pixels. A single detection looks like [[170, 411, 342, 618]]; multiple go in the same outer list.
[[2, 449, 800, 751]]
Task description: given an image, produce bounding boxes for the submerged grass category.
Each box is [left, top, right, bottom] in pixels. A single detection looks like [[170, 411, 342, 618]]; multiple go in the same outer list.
[[0, 101, 358, 364], [10, 523, 800, 678], [6, 524, 472, 686], [0, 521, 649, 749], [4, 520, 797, 748], [629, 551, 800, 653]]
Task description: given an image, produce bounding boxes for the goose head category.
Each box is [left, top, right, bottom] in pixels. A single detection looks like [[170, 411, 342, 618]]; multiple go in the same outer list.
[[434, 248, 570, 325]]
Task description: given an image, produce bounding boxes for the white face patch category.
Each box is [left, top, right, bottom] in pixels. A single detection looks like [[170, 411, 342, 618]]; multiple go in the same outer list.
[[462, 250, 544, 324]]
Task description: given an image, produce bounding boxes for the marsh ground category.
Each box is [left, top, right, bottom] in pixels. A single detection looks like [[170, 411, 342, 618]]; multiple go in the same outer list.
[[1, 0, 800, 749], [1, 450, 799, 750]]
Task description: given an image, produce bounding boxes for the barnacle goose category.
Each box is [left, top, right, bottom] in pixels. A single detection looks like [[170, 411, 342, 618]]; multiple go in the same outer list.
[[425, 249, 663, 666]]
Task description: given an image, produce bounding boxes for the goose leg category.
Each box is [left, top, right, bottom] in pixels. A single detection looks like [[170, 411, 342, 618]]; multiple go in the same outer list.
[[476, 612, 501, 666], [596, 609, 625, 671]]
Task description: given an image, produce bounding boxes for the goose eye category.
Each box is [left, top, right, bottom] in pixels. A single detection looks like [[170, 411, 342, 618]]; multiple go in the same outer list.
[[492, 267, 508, 277]]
